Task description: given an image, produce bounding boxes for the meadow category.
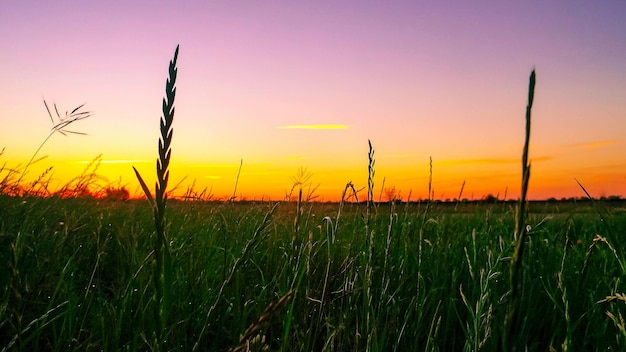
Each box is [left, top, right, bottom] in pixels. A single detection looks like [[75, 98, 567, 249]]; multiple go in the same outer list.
[[1, 195, 626, 351], [2, 46, 626, 351]]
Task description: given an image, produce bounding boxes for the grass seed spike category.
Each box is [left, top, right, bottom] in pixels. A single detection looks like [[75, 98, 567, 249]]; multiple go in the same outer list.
[[132, 44, 179, 351]]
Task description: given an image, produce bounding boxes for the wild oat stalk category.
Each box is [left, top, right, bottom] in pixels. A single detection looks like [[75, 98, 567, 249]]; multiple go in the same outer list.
[[16, 100, 92, 187], [133, 44, 179, 350], [504, 69, 535, 351], [366, 140, 375, 224], [290, 167, 315, 234]]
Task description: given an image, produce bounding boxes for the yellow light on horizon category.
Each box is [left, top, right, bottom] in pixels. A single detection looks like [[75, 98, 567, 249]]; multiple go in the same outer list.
[[77, 159, 152, 164]]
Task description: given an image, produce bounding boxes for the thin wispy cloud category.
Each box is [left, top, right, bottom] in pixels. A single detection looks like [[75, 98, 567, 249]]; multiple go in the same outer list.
[[188, 163, 240, 168], [77, 159, 150, 164], [278, 125, 348, 130], [440, 156, 552, 166]]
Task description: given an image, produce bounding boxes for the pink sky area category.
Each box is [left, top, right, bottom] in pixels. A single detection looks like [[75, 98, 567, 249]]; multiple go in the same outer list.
[[1, 1, 625, 201]]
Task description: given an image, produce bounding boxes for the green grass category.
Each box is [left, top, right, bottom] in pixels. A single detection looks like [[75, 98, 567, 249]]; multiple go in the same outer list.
[[1, 196, 626, 351]]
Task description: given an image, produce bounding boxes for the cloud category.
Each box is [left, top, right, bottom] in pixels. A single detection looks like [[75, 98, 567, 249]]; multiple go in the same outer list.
[[77, 159, 150, 164], [439, 156, 552, 166], [188, 163, 240, 168], [278, 125, 348, 130]]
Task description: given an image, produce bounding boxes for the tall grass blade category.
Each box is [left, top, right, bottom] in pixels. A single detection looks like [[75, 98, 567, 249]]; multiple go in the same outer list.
[[228, 158, 243, 202], [504, 69, 535, 351], [133, 166, 155, 208], [130, 44, 179, 351]]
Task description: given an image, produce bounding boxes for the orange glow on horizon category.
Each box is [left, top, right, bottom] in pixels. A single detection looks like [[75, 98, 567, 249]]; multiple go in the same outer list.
[[3, 153, 625, 202]]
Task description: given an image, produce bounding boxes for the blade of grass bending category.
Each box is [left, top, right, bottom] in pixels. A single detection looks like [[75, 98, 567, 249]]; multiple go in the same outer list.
[[1, 301, 69, 352], [133, 166, 155, 208], [575, 178, 616, 244], [62, 130, 88, 136], [193, 203, 278, 352], [70, 103, 85, 115]]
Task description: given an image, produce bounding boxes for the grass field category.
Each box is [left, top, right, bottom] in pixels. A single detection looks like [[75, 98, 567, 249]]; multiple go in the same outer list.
[[3, 46, 626, 351], [1, 196, 626, 351]]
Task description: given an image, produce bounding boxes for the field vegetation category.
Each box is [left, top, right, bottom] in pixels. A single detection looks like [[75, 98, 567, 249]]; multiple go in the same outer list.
[[2, 46, 626, 351], [2, 194, 626, 351]]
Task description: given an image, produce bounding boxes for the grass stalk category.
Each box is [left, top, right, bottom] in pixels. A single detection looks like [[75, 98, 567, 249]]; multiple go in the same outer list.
[[367, 139, 375, 223], [228, 158, 243, 203], [16, 101, 92, 188], [365, 139, 376, 350], [504, 69, 535, 351], [193, 203, 278, 351], [132, 44, 179, 350]]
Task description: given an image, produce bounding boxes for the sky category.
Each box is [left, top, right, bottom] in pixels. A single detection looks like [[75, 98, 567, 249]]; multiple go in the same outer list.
[[1, 0, 625, 201]]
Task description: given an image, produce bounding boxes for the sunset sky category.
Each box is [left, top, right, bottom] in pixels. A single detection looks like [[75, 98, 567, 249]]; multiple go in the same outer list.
[[1, 1, 625, 201]]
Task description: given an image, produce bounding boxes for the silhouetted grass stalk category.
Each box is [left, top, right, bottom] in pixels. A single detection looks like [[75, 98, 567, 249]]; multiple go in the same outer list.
[[365, 139, 376, 349], [133, 44, 179, 350], [16, 101, 92, 188], [504, 69, 535, 351], [228, 158, 243, 202], [366, 138, 375, 224]]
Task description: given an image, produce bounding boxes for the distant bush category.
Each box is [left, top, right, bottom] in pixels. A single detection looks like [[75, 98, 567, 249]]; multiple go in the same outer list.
[[103, 186, 130, 201]]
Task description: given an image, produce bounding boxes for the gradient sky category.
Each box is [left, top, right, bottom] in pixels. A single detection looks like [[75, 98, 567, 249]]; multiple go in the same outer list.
[[1, 0, 625, 201]]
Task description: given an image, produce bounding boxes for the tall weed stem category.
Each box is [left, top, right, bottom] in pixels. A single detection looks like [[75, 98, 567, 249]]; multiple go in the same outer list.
[[133, 44, 179, 350], [504, 69, 535, 351]]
